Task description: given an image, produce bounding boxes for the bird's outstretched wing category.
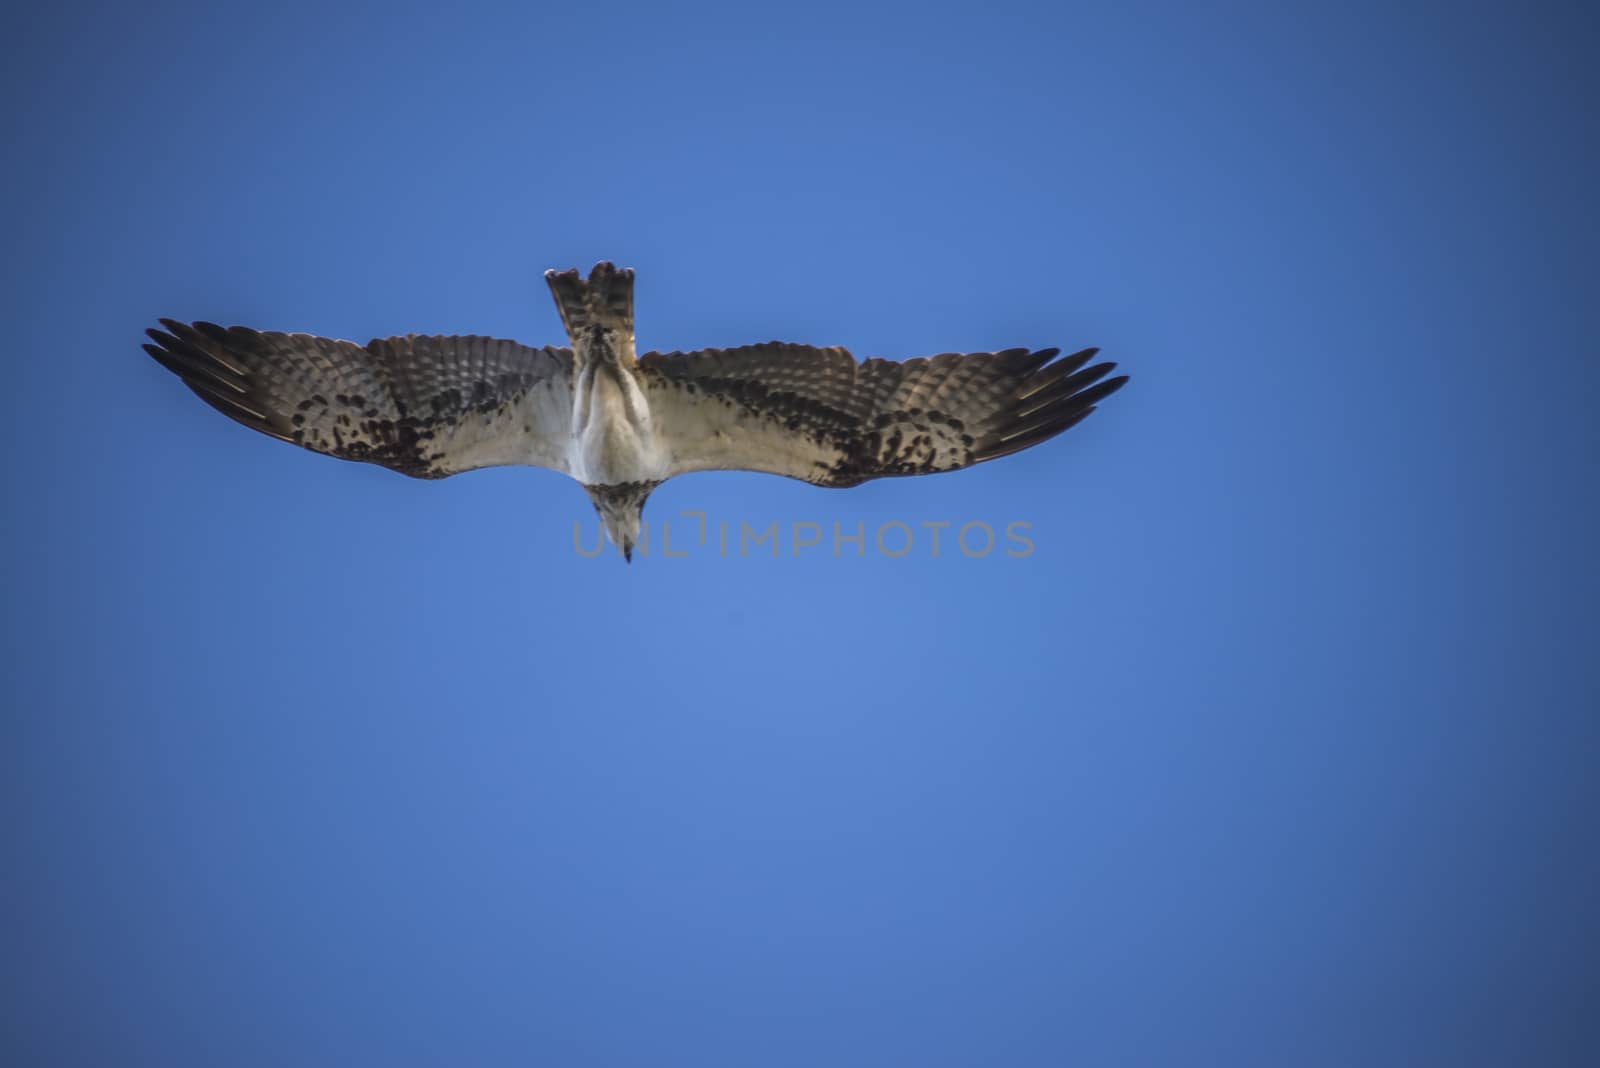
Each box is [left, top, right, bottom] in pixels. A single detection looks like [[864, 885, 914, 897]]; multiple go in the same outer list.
[[639, 343, 1127, 487], [144, 321, 575, 479]]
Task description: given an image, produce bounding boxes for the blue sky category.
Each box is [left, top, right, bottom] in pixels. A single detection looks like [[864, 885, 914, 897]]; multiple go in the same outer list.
[[3, 2, 1596, 1065]]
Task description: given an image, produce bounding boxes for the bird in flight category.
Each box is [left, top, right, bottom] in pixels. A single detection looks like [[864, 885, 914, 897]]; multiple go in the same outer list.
[[144, 262, 1128, 561]]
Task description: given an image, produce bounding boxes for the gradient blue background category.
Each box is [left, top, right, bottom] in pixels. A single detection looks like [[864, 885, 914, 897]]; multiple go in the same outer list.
[[4, 2, 1596, 1065]]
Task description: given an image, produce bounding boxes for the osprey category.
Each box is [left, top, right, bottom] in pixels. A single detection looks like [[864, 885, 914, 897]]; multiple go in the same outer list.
[[144, 263, 1128, 561]]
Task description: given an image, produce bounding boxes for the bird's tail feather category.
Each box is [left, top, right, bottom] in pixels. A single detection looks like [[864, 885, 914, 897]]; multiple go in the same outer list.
[[545, 262, 634, 343]]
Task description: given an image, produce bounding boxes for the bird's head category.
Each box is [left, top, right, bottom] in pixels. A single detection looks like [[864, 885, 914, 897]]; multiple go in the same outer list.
[[584, 481, 659, 563]]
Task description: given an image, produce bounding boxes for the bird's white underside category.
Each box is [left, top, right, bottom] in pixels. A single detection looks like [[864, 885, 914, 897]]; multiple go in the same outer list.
[[421, 365, 830, 488], [567, 360, 672, 485]]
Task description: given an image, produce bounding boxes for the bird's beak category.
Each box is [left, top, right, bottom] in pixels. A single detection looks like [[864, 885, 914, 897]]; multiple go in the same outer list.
[[623, 540, 634, 564]]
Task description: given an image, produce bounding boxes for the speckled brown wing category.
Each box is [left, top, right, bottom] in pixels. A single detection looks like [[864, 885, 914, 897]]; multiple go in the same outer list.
[[639, 343, 1127, 487], [143, 321, 575, 478]]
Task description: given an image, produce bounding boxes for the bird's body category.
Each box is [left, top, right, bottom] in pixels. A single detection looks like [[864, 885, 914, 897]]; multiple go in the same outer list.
[[144, 262, 1128, 560], [570, 355, 658, 482], [561, 290, 665, 490], [573, 370, 659, 484]]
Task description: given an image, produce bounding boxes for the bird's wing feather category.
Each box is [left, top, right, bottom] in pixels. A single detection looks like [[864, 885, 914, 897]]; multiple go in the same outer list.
[[144, 321, 575, 478], [639, 343, 1127, 486]]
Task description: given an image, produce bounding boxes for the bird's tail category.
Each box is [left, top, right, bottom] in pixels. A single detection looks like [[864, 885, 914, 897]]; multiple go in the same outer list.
[[545, 262, 635, 344]]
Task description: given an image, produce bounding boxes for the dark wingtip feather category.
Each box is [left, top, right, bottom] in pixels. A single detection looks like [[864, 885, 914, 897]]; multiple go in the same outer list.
[[971, 408, 1097, 463], [1083, 375, 1130, 406], [143, 320, 254, 390], [1012, 347, 1057, 374], [1050, 346, 1100, 377], [1025, 361, 1117, 407], [963, 353, 1129, 465], [142, 341, 188, 379]]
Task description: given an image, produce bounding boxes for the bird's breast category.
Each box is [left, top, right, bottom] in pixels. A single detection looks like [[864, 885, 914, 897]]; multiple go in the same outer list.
[[569, 364, 667, 484]]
